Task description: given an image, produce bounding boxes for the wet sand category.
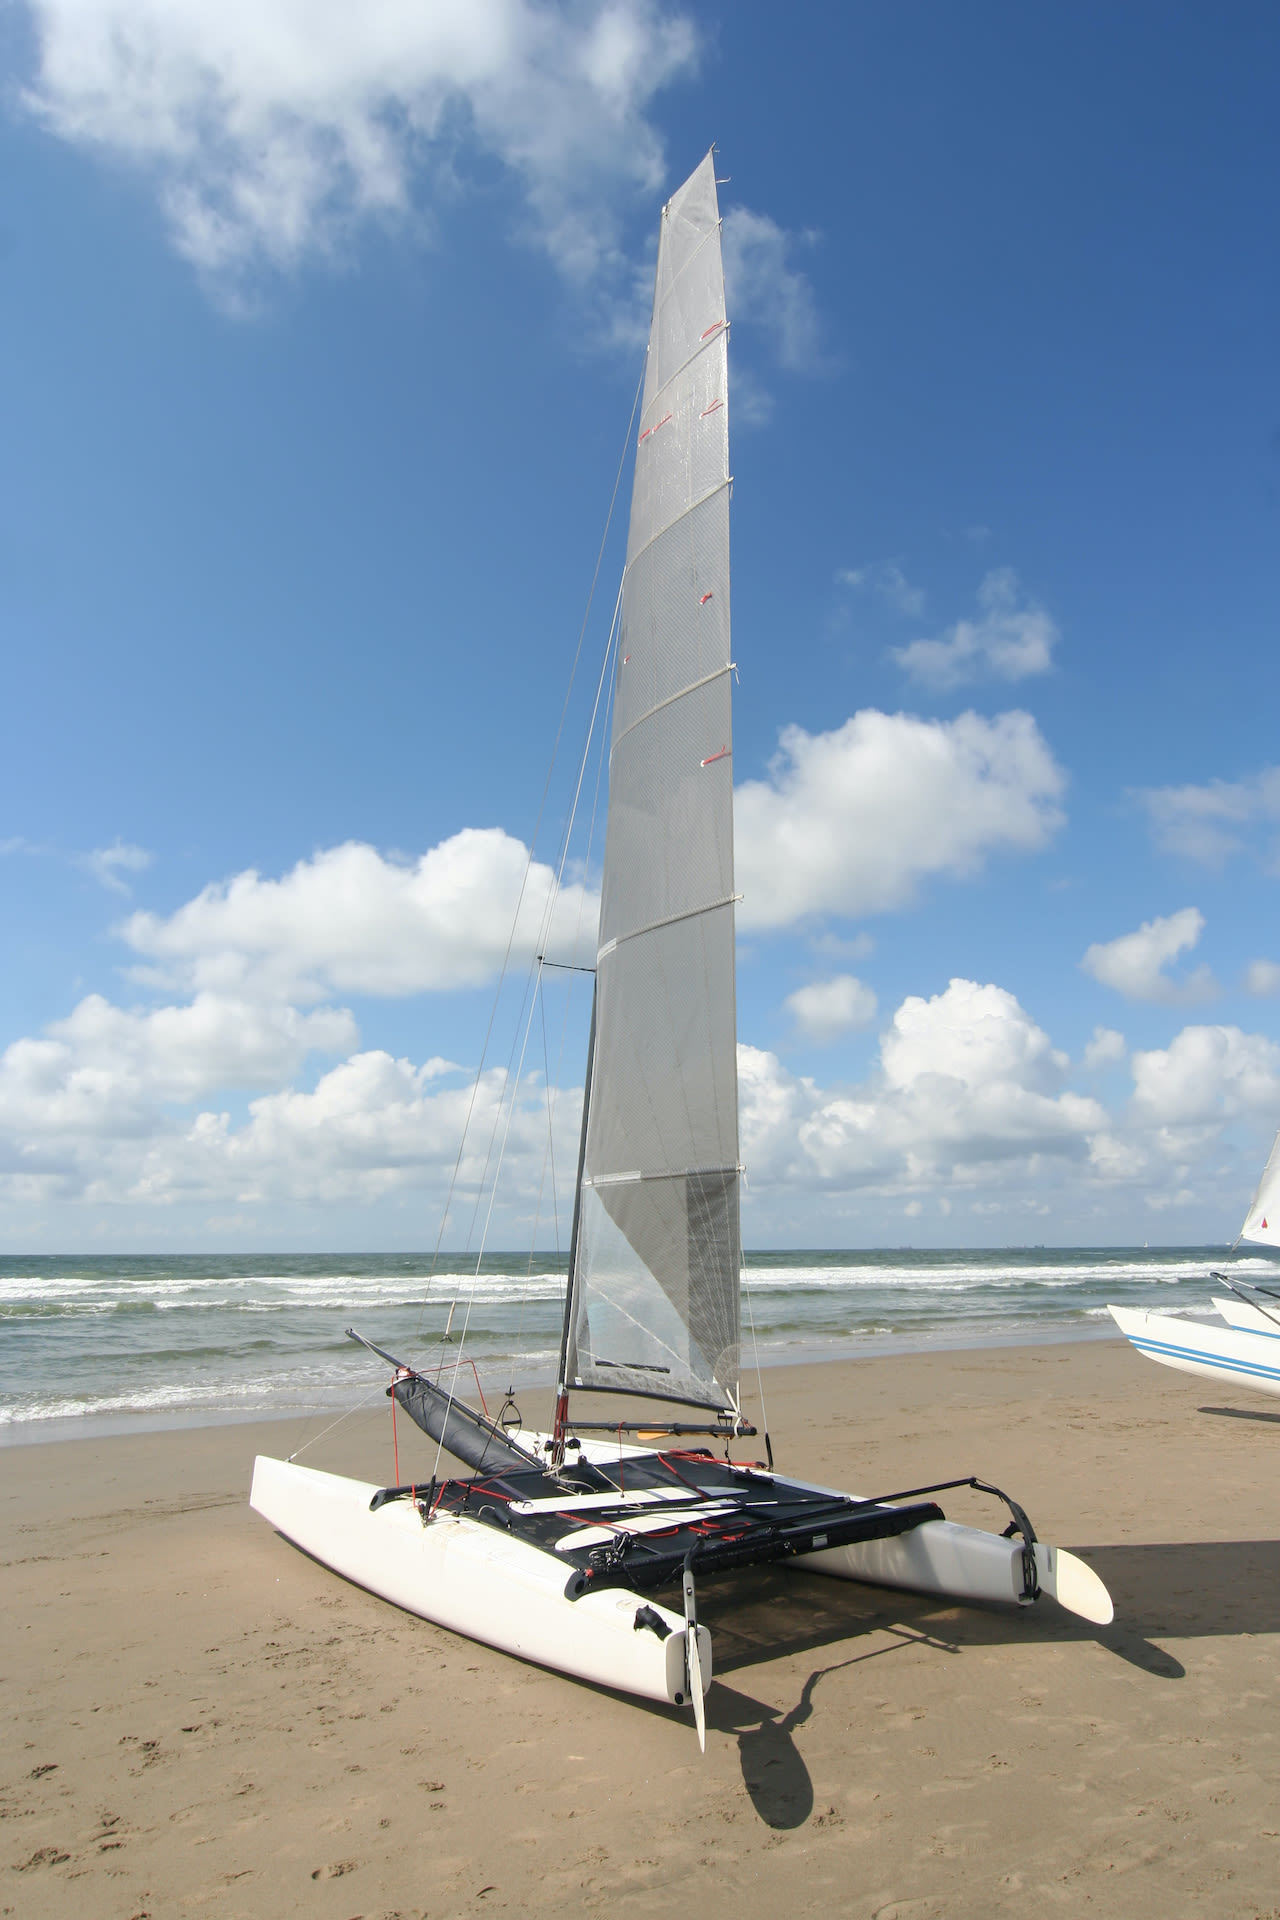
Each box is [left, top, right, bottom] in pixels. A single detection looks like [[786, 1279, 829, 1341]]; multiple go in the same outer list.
[[3, 1339, 1279, 1918]]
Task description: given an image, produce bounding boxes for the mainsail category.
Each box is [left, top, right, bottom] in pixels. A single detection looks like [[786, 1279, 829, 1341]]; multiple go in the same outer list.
[[562, 154, 740, 1413], [1239, 1128, 1280, 1246]]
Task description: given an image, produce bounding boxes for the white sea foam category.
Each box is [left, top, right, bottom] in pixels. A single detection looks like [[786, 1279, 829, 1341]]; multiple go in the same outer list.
[[3, 1247, 1275, 1439]]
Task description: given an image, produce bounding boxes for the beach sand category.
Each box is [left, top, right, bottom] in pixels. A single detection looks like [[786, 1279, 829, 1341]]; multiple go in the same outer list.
[[3, 1338, 1279, 1918]]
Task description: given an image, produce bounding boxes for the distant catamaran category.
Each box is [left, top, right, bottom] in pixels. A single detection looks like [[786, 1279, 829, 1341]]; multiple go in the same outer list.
[[251, 155, 1112, 1745], [1109, 1127, 1280, 1397]]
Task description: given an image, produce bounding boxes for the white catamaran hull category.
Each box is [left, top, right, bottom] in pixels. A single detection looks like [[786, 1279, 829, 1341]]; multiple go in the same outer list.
[[250, 1455, 709, 1706], [755, 1465, 1113, 1625], [1108, 1303, 1280, 1398], [536, 1437, 1110, 1625], [252, 1443, 1113, 1702], [795, 1524, 1112, 1624], [1210, 1295, 1280, 1338]]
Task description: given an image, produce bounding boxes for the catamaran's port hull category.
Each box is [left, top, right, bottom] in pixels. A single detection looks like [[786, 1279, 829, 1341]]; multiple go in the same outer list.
[[1108, 1303, 1280, 1399], [250, 1456, 709, 1706]]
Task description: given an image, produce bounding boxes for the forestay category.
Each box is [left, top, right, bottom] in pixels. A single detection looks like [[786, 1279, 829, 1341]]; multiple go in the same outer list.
[[563, 153, 741, 1413]]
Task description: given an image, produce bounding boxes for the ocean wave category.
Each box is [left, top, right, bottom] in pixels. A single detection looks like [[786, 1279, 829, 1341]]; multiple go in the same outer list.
[[3, 1245, 1275, 1438]]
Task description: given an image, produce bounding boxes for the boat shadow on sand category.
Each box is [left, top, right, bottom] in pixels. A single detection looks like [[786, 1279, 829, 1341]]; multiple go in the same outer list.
[[1199, 1402, 1280, 1426], [675, 1541, 1280, 1829]]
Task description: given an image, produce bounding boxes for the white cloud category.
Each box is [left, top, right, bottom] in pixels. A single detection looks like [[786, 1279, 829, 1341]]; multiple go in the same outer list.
[[0, 992, 357, 1140], [734, 708, 1065, 929], [721, 206, 820, 372], [1130, 1025, 1280, 1128], [55, 992, 355, 1101], [175, 1051, 574, 1207], [80, 840, 152, 895], [0, 824, 596, 1220], [740, 979, 1105, 1198], [785, 974, 877, 1043], [892, 569, 1057, 688], [1082, 1026, 1127, 1069], [1245, 959, 1280, 997], [119, 831, 598, 1001], [836, 561, 925, 617], [739, 981, 1280, 1224], [1137, 766, 1280, 866], [808, 929, 875, 963], [880, 979, 1068, 1094], [1081, 907, 1217, 1004], [0, 987, 576, 1215], [20, 0, 698, 294], [4, 949, 1279, 1233]]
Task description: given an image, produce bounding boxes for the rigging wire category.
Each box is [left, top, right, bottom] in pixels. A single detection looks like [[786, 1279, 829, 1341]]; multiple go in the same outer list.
[[409, 360, 645, 1354], [530, 620, 618, 1417], [429, 582, 624, 1470], [446, 565, 621, 1308], [286, 1377, 391, 1463], [485, 587, 621, 1413], [742, 1255, 772, 1462]]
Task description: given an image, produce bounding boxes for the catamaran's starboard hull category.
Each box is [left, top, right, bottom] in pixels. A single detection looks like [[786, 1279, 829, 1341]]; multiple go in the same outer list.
[[510, 1436, 1114, 1628], [250, 1456, 710, 1706], [793, 1524, 1113, 1625], [1109, 1303, 1280, 1398]]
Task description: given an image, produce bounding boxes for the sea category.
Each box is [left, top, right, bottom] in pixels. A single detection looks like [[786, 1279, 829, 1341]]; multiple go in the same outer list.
[[3, 1245, 1278, 1446]]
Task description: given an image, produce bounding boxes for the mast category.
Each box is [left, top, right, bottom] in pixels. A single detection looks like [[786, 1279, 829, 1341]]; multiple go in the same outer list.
[[561, 153, 741, 1417]]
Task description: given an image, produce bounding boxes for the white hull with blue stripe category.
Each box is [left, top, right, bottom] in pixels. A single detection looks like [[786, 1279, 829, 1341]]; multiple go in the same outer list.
[[1211, 1295, 1280, 1339], [1108, 1304, 1280, 1398]]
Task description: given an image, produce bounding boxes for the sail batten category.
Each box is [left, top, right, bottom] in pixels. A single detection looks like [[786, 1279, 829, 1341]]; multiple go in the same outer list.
[[637, 326, 730, 426], [612, 673, 734, 749], [597, 892, 742, 962], [564, 153, 740, 1414]]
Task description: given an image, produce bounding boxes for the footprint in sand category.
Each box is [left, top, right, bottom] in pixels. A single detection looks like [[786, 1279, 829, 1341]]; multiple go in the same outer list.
[[311, 1859, 360, 1880], [16, 1847, 71, 1871]]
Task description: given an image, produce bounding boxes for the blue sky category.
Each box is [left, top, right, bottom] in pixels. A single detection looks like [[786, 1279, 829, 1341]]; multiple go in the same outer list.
[[2, 0, 1278, 1251]]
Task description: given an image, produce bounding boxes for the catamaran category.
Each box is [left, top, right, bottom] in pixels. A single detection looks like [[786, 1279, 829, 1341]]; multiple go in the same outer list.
[[1109, 1127, 1280, 1397], [251, 154, 1113, 1745]]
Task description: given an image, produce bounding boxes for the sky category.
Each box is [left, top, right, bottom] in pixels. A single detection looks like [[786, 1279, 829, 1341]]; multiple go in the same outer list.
[[2, 0, 1279, 1253]]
